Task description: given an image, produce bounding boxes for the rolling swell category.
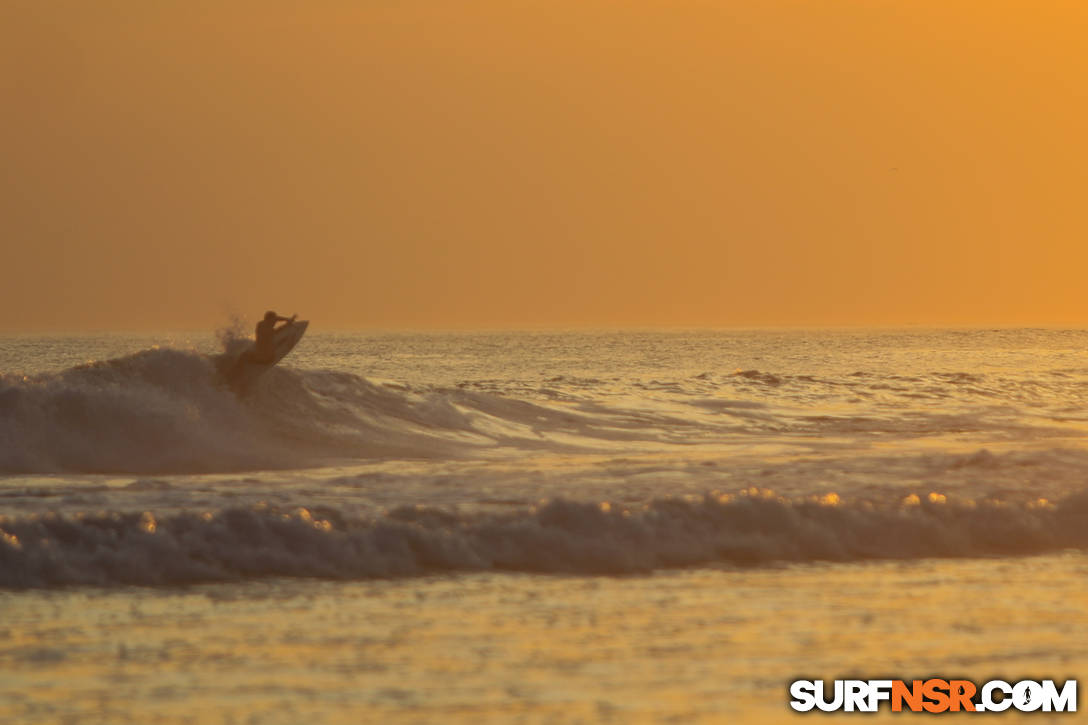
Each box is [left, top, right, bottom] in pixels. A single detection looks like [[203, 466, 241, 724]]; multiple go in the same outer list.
[[2, 490, 1086, 588]]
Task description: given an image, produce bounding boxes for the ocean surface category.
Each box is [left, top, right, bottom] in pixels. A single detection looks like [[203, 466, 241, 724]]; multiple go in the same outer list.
[[2, 328, 1086, 722]]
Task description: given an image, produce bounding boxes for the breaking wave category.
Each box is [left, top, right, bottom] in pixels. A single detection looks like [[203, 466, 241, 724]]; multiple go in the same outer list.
[[4, 338, 1085, 474], [0, 348, 613, 474], [2, 489, 1086, 588]]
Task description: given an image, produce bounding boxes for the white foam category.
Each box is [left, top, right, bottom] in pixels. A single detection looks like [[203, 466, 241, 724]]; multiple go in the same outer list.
[[3, 490, 1086, 588]]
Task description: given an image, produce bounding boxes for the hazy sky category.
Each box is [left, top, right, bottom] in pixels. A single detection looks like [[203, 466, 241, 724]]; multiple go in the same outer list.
[[3, 1, 1087, 331]]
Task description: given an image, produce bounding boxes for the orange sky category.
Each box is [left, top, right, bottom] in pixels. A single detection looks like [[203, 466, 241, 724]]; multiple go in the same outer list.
[[3, 1, 1088, 331]]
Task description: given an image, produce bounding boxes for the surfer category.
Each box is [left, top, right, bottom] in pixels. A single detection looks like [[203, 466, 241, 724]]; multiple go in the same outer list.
[[250, 311, 296, 364], [223, 310, 306, 390]]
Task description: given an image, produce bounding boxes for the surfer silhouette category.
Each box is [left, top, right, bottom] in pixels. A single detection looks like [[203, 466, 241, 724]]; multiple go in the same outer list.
[[224, 310, 307, 390], [250, 311, 296, 364]]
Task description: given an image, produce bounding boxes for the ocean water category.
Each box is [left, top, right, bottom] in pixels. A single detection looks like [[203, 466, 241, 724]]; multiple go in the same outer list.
[[1, 328, 1086, 722]]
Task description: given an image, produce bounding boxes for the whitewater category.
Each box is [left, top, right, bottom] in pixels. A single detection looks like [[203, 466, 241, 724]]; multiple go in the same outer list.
[[2, 328, 1087, 722]]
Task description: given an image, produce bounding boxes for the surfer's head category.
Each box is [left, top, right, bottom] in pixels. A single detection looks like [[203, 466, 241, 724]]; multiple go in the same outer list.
[[264, 310, 277, 321]]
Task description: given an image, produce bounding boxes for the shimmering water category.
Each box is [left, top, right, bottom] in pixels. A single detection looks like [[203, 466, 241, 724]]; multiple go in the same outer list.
[[2, 329, 1086, 721]]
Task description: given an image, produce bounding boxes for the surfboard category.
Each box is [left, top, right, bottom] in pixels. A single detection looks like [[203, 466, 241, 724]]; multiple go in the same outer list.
[[225, 320, 309, 392]]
